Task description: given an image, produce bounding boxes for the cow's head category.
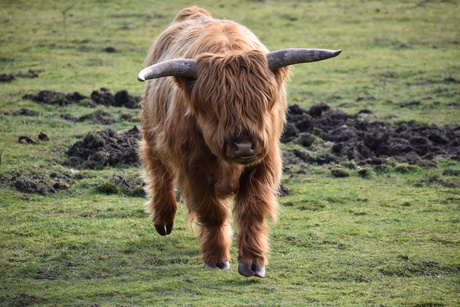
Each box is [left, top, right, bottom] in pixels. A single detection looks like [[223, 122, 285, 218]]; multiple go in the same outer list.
[[138, 48, 341, 165]]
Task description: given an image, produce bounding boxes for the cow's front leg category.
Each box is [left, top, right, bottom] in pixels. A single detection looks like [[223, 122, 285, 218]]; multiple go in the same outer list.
[[140, 139, 177, 236], [184, 192, 232, 270], [234, 193, 273, 277], [234, 153, 281, 277], [201, 218, 231, 270]]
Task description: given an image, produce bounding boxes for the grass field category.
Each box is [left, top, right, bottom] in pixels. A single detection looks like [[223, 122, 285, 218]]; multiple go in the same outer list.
[[1, 0, 459, 306]]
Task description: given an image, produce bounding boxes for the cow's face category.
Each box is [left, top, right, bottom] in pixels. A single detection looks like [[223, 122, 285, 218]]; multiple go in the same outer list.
[[178, 51, 284, 165]]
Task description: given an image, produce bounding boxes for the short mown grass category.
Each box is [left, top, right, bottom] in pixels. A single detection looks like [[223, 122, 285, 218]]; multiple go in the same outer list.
[[1, 0, 459, 306]]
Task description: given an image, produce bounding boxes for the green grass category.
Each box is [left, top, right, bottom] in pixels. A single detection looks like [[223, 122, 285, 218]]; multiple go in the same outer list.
[[1, 0, 459, 306]]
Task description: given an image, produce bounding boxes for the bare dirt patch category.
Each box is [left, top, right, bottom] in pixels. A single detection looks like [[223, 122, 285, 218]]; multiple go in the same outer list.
[[17, 133, 50, 145], [282, 103, 460, 165], [23, 88, 140, 108], [0, 169, 74, 195], [63, 126, 140, 169], [59, 104, 459, 173], [6, 108, 39, 116], [60, 110, 116, 125], [0, 69, 39, 82]]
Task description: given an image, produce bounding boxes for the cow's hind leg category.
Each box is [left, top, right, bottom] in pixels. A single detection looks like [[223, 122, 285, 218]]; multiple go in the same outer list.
[[140, 139, 177, 236]]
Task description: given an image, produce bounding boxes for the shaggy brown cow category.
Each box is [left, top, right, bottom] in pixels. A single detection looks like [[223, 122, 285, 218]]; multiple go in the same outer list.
[[138, 7, 340, 277]]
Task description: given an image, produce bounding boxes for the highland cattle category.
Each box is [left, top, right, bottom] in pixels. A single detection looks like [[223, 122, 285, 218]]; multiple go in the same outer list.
[[138, 7, 341, 277]]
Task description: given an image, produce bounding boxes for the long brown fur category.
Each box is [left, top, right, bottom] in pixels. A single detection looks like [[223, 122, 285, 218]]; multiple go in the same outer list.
[[140, 7, 289, 270]]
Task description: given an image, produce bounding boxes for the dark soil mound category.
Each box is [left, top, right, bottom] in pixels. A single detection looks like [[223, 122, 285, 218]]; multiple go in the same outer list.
[[282, 103, 460, 165], [63, 126, 141, 169], [60, 110, 116, 125], [23, 88, 140, 108], [60, 104, 459, 170], [90, 88, 139, 108], [17, 133, 50, 144], [10, 108, 39, 116], [0, 170, 72, 194], [0, 69, 39, 82], [22, 90, 86, 106], [0, 73, 16, 82]]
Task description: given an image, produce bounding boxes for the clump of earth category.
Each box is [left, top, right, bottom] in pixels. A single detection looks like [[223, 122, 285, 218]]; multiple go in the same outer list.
[[5, 101, 459, 195], [63, 126, 141, 169], [60, 103, 460, 171], [5, 108, 136, 126], [282, 103, 460, 166], [0, 169, 74, 195], [0, 69, 39, 82], [23, 88, 140, 108], [60, 110, 117, 125]]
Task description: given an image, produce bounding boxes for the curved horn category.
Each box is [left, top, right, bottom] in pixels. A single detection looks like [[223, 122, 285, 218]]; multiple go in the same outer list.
[[267, 48, 342, 71], [137, 59, 198, 82]]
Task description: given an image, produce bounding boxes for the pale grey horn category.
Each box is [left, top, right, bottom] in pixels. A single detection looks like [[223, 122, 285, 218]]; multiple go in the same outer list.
[[137, 59, 198, 82], [266, 48, 342, 71]]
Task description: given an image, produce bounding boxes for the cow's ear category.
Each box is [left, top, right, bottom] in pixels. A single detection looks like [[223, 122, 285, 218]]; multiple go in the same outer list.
[[173, 76, 197, 96]]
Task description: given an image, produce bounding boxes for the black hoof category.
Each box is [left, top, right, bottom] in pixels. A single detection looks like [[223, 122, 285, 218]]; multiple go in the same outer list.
[[154, 223, 173, 236], [204, 261, 230, 270], [238, 262, 266, 278]]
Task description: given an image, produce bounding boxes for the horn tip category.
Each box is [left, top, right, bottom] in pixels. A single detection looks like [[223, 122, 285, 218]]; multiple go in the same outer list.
[[137, 74, 146, 82], [333, 50, 342, 57]]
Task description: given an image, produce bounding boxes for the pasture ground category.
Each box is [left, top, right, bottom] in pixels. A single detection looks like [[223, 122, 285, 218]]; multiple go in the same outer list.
[[1, 0, 459, 306]]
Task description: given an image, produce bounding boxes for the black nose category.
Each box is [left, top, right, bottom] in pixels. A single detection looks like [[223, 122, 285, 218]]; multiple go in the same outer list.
[[234, 142, 254, 157]]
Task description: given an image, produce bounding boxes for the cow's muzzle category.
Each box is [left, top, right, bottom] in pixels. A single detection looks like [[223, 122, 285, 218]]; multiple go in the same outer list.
[[234, 142, 257, 164]]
